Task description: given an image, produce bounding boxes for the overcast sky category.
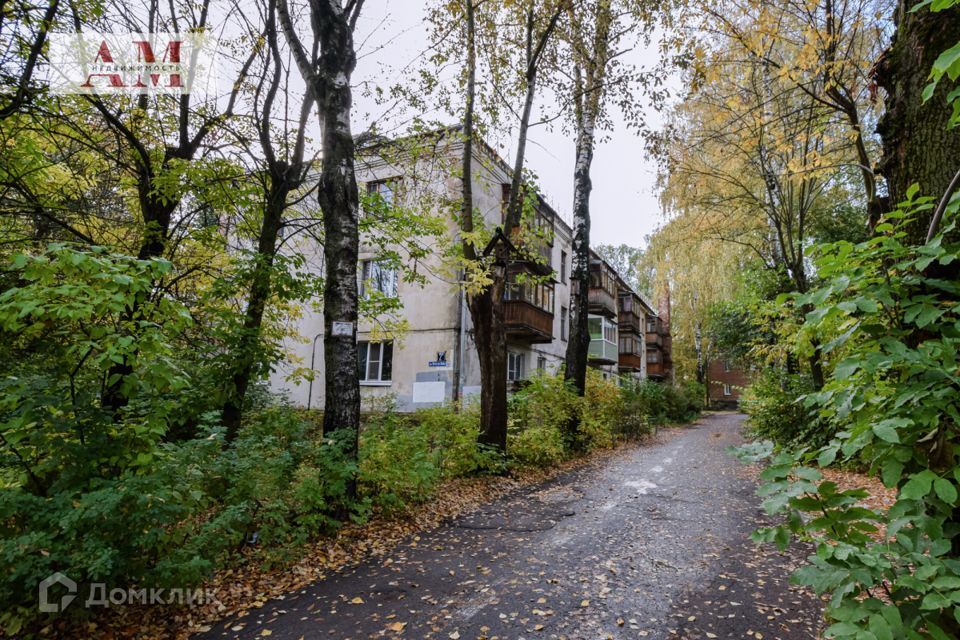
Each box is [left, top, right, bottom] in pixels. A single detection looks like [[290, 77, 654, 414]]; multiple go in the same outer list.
[[350, 2, 672, 250]]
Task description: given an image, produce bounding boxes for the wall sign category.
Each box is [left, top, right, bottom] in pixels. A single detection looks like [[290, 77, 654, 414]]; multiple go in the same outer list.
[[331, 321, 353, 337], [428, 351, 449, 367]]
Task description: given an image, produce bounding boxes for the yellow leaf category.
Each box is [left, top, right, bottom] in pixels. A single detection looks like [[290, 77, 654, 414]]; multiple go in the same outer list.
[[387, 621, 407, 632], [350, 597, 364, 604]]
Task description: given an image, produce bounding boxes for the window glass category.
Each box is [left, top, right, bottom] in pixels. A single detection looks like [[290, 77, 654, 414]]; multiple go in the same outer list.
[[366, 342, 381, 380], [357, 341, 368, 379], [361, 260, 398, 298], [588, 316, 602, 339], [381, 342, 393, 381]]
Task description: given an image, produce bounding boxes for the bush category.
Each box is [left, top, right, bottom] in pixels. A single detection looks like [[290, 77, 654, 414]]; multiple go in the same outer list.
[[578, 370, 623, 450], [359, 402, 497, 515], [507, 372, 580, 465], [740, 370, 832, 449]]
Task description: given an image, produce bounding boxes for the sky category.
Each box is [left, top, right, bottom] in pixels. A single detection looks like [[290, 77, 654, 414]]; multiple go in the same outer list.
[[350, 2, 672, 250]]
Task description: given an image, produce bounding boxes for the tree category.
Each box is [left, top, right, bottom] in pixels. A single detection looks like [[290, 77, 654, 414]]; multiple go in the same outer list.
[[560, 0, 668, 405], [447, 0, 565, 452], [276, 0, 365, 493], [594, 243, 646, 293], [696, 0, 892, 227], [220, 0, 317, 441], [875, 2, 960, 244]]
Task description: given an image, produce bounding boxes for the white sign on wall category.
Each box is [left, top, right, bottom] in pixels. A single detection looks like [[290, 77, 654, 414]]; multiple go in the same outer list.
[[412, 381, 445, 404]]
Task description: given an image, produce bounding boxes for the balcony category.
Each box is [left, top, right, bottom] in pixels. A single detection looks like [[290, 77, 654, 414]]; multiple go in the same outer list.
[[588, 257, 618, 318], [647, 361, 667, 378], [504, 277, 555, 344], [504, 300, 554, 343], [646, 332, 663, 348], [619, 308, 643, 334], [588, 315, 618, 364], [618, 352, 644, 370]]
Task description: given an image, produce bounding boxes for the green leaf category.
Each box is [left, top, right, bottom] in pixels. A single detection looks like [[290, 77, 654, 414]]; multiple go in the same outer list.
[[872, 421, 900, 443], [881, 460, 904, 489], [901, 470, 938, 500], [933, 478, 957, 504]]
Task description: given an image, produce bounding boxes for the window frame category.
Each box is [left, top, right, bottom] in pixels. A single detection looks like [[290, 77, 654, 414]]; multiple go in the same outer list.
[[358, 340, 394, 385], [360, 259, 398, 298]]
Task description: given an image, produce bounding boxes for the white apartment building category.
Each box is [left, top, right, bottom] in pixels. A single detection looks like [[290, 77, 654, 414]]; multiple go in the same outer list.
[[269, 129, 662, 411]]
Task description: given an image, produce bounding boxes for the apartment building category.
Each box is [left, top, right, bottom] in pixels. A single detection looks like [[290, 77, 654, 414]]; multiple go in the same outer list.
[[269, 129, 670, 411]]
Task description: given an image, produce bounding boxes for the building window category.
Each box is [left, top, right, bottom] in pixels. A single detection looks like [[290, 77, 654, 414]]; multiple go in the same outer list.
[[504, 277, 555, 313], [358, 341, 393, 383], [560, 306, 568, 341], [537, 355, 547, 371], [646, 318, 657, 333], [648, 350, 660, 364], [723, 383, 732, 396], [723, 359, 732, 372], [507, 351, 525, 382], [560, 251, 567, 283], [360, 260, 398, 298], [366, 179, 396, 207]]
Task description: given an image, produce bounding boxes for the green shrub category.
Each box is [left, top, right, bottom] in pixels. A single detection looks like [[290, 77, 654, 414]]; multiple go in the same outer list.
[[579, 370, 623, 450], [740, 370, 832, 449]]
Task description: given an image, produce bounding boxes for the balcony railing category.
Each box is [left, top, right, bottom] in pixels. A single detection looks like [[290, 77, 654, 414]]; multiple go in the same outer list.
[[647, 361, 667, 378], [646, 332, 663, 347], [504, 300, 554, 343], [588, 287, 617, 318], [589, 338, 618, 364], [618, 352, 643, 370], [618, 308, 642, 333]]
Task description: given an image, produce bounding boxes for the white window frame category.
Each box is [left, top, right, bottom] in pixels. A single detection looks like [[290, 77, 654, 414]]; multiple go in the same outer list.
[[358, 341, 393, 385], [723, 383, 732, 396], [507, 351, 525, 382]]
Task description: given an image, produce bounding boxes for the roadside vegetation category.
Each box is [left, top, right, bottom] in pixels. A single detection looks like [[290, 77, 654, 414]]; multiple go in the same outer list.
[[639, 0, 960, 637]]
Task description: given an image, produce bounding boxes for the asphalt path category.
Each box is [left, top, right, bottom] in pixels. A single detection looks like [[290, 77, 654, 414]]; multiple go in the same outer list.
[[196, 413, 822, 640]]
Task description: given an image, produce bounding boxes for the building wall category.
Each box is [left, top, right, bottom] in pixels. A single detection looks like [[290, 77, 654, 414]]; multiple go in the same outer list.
[[268, 133, 663, 412], [706, 359, 752, 408]]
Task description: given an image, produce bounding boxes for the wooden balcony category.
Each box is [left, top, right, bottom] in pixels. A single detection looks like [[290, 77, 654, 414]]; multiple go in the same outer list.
[[589, 287, 617, 318], [618, 308, 642, 334], [504, 300, 554, 343], [588, 255, 618, 318], [646, 331, 663, 347], [619, 352, 643, 370], [647, 361, 667, 378]]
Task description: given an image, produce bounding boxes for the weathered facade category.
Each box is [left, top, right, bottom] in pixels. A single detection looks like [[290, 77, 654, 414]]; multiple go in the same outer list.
[[706, 359, 752, 409], [269, 131, 670, 410]]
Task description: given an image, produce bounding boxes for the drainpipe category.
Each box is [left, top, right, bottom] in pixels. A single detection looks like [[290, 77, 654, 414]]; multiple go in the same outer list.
[[306, 331, 322, 410], [453, 273, 466, 406]]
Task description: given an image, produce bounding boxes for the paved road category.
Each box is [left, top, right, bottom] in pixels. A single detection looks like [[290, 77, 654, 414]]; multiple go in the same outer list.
[[197, 413, 822, 640]]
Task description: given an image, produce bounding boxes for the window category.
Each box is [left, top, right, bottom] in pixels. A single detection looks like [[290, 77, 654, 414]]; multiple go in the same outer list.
[[507, 352, 525, 382], [723, 383, 732, 396], [560, 251, 567, 283], [537, 355, 547, 371], [723, 359, 732, 372], [647, 350, 660, 364], [504, 277, 555, 313], [646, 318, 657, 333], [358, 341, 393, 383], [366, 180, 395, 207], [360, 260, 398, 298], [560, 306, 568, 341]]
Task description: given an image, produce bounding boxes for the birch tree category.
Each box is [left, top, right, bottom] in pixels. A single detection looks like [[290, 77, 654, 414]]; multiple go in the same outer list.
[[431, 0, 566, 451], [276, 0, 364, 491]]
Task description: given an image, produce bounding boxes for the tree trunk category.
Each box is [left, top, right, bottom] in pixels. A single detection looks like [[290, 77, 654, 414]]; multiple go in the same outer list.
[[876, 6, 960, 243], [470, 283, 508, 451], [313, 2, 362, 491], [564, 110, 596, 401], [221, 181, 288, 442]]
